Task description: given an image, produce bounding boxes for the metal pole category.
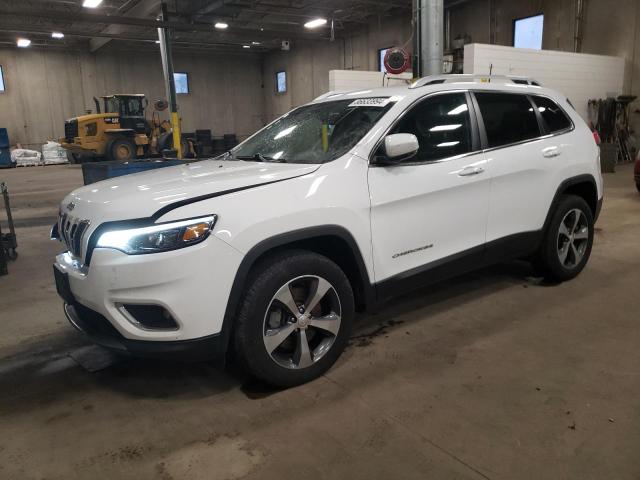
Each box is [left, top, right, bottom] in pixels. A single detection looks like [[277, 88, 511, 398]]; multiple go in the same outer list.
[[419, 0, 444, 76], [158, 2, 182, 159], [413, 0, 421, 76]]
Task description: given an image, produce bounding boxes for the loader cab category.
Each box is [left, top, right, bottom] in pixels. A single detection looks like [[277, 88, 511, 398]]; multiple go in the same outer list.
[[101, 95, 149, 134]]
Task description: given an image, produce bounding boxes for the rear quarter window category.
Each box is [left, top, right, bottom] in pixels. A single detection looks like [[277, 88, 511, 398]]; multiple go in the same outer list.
[[532, 96, 573, 133]]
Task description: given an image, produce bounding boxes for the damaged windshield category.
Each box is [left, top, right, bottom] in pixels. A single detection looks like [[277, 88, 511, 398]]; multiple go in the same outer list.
[[230, 97, 395, 164]]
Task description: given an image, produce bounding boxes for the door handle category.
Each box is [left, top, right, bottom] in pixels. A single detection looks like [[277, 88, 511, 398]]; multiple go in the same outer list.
[[458, 166, 485, 177], [543, 148, 561, 158]]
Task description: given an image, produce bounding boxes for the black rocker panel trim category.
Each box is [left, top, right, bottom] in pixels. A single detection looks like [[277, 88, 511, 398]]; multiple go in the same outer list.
[[375, 231, 543, 301]]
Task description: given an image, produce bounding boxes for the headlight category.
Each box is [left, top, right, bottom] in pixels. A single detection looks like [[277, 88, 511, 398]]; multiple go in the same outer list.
[[96, 215, 217, 254]]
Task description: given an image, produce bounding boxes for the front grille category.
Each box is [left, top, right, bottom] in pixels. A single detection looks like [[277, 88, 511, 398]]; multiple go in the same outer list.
[[64, 119, 78, 143], [58, 212, 90, 259]]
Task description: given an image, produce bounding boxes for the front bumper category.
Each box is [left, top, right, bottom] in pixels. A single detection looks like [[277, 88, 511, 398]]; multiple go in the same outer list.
[[59, 138, 102, 155], [54, 234, 243, 357], [63, 302, 226, 361]]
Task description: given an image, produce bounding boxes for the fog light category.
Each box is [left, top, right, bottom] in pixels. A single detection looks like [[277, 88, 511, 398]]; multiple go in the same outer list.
[[120, 304, 178, 330]]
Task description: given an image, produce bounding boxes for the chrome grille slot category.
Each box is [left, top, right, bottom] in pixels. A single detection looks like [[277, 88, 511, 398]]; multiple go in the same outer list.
[[57, 211, 89, 259]]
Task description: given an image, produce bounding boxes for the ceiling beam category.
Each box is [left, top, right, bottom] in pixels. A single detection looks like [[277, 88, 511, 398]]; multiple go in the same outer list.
[[89, 0, 160, 52], [5, 8, 330, 35], [0, 26, 275, 49]]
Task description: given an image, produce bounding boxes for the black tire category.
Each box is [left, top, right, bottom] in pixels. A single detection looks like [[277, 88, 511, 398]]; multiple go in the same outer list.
[[535, 194, 594, 282], [66, 151, 79, 164], [233, 250, 355, 387], [106, 137, 136, 162]]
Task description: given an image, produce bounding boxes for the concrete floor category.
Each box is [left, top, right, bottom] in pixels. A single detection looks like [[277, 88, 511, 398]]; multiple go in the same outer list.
[[1, 163, 639, 480]]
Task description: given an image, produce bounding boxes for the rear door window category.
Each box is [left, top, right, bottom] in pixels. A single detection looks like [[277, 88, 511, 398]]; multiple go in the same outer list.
[[474, 92, 541, 148], [532, 96, 572, 133]]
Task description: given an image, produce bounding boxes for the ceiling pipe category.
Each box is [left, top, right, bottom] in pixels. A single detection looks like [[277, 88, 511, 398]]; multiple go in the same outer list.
[[419, 0, 444, 76], [574, 0, 586, 52]]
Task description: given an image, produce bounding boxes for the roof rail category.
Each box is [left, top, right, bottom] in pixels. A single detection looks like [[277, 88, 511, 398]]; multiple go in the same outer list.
[[409, 74, 542, 89]]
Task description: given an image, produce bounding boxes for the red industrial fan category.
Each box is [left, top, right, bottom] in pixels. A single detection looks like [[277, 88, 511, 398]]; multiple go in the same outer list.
[[383, 47, 410, 75]]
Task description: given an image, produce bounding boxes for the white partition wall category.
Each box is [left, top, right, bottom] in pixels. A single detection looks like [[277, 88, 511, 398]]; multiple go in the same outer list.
[[463, 43, 625, 122], [328, 70, 413, 92]]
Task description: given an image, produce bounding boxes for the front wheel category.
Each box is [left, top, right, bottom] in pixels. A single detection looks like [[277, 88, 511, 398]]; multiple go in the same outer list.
[[535, 194, 594, 282], [106, 137, 136, 162], [233, 250, 354, 387]]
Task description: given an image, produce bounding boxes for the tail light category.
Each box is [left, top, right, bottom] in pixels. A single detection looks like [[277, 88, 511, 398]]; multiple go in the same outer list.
[[592, 130, 601, 145]]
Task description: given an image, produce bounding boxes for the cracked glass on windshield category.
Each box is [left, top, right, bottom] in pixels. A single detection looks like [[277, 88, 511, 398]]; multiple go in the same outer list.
[[231, 98, 395, 164]]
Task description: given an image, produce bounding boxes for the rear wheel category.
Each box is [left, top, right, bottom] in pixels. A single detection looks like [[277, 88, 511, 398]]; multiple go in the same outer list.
[[233, 250, 354, 387], [106, 137, 136, 162], [535, 195, 594, 281]]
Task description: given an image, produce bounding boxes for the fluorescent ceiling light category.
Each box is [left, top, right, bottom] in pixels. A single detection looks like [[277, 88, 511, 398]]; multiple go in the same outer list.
[[447, 104, 468, 116], [274, 125, 297, 140], [155, 40, 160, 44], [16, 38, 31, 47], [51, 32, 64, 39], [83, 0, 103, 7], [251, 41, 261, 45], [430, 124, 462, 132], [304, 18, 327, 29], [242, 45, 250, 49], [214, 22, 228, 29]]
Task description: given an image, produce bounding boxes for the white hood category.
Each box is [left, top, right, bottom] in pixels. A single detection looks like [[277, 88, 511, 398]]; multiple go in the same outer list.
[[61, 160, 320, 222]]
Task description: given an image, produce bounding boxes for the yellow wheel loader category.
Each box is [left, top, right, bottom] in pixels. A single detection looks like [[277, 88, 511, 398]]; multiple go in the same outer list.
[[60, 94, 188, 162]]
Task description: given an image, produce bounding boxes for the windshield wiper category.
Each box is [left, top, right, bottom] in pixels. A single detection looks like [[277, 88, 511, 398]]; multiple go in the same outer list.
[[235, 153, 287, 163]]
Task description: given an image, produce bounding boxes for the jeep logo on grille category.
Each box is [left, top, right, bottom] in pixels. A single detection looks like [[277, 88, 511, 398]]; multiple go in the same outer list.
[[66, 202, 75, 211]]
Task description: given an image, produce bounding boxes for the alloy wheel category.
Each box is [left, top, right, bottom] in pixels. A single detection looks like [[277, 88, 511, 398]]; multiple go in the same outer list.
[[557, 208, 589, 269], [263, 275, 342, 369]]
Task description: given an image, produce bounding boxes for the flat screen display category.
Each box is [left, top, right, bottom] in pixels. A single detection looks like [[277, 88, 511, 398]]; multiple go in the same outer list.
[[174, 72, 189, 94], [514, 14, 544, 50], [276, 71, 287, 93]]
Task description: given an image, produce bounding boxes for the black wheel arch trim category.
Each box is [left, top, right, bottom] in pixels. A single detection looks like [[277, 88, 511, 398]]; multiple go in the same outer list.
[[218, 225, 375, 357], [543, 174, 600, 234]]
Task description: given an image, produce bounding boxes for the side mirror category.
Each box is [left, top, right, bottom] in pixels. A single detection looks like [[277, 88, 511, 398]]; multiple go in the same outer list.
[[380, 133, 419, 164]]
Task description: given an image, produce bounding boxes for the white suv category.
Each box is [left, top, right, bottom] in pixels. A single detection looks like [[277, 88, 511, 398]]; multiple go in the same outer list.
[[53, 75, 603, 386]]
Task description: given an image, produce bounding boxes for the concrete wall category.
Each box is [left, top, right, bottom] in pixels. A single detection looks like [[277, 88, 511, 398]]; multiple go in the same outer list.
[[0, 48, 264, 148], [262, 15, 413, 121]]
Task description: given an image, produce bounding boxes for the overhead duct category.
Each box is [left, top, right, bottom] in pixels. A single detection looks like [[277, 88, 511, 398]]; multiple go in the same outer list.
[[419, 0, 444, 76]]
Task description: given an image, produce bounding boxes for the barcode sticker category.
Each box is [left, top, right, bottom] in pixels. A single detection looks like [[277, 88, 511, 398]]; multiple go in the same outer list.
[[348, 97, 391, 107]]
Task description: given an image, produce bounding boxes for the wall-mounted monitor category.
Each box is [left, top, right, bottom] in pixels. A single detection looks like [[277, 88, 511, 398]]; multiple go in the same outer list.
[[276, 71, 287, 93], [513, 14, 544, 50], [173, 72, 189, 94], [0, 65, 5, 92]]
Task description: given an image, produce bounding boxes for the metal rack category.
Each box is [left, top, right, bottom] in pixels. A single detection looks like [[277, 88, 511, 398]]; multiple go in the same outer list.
[[0, 182, 17, 276]]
